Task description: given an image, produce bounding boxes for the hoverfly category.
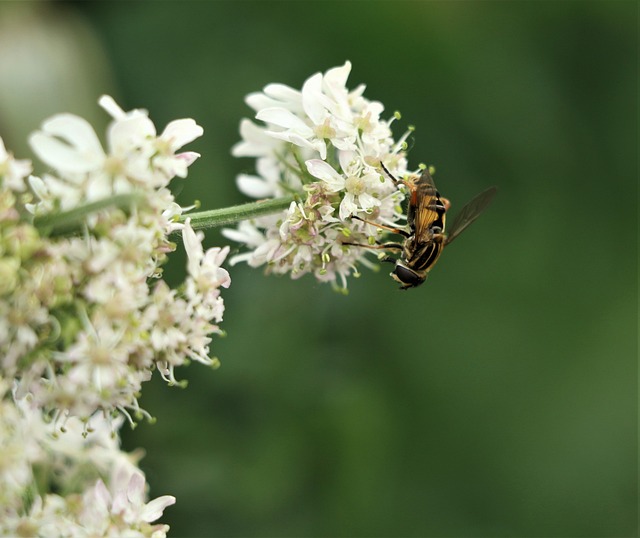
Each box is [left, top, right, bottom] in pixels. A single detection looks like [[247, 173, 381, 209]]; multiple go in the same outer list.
[[349, 163, 497, 289]]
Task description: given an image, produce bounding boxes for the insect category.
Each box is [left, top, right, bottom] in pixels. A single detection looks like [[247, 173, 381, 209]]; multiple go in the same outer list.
[[349, 163, 497, 289]]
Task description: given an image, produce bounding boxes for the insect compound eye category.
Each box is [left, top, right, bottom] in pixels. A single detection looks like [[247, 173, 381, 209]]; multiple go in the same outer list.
[[391, 263, 425, 289]]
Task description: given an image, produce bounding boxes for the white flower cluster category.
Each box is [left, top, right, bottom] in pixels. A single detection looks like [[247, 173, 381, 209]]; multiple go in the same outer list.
[[0, 379, 175, 537], [224, 61, 413, 291], [0, 96, 230, 430]]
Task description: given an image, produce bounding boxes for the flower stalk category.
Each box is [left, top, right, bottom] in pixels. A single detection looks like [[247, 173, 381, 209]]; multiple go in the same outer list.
[[176, 195, 296, 231], [32, 192, 145, 236], [31, 193, 296, 237]]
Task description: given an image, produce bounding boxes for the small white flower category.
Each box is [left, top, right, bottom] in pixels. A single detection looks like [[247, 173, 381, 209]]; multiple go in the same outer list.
[[183, 219, 231, 291], [0, 136, 32, 191], [109, 466, 176, 526], [28, 113, 106, 176], [306, 155, 382, 220]]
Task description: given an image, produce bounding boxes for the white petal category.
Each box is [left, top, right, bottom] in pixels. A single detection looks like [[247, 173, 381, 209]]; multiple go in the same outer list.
[[323, 61, 353, 117], [175, 151, 200, 168], [263, 83, 301, 102], [108, 114, 156, 155], [93, 479, 112, 510], [42, 113, 103, 154], [30, 114, 105, 173], [29, 133, 103, 174], [140, 495, 176, 523], [237, 173, 276, 198], [256, 108, 312, 135], [301, 72, 325, 125], [306, 159, 344, 190], [332, 137, 357, 152], [161, 119, 203, 150], [324, 61, 352, 92], [182, 219, 204, 276], [232, 119, 281, 157], [246, 86, 302, 113], [357, 191, 381, 211], [339, 193, 357, 220], [222, 227, 256, 245], [126, 471, 146, 506], [245, 92, 276, 112], [338, 150, 357, 174], [98, 95, 126, 120]]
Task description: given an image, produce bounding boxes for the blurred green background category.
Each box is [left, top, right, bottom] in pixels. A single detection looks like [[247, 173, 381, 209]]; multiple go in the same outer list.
[[0, 1, 636, 536]]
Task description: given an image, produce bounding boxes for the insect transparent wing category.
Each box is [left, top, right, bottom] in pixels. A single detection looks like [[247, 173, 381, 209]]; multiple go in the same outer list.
[[445, 186, 497, 245]]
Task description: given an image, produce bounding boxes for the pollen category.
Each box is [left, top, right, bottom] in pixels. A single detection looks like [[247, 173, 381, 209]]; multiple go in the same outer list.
[[314, 118, 336, 140], [345, 175, 365, 195]]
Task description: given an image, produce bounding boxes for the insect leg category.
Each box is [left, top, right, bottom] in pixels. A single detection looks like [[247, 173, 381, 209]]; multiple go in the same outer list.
[[351, 215, 410, 238], [342, 240, 404, 252]]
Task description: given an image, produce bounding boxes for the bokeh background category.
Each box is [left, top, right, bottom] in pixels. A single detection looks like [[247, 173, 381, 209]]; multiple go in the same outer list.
[[0, 1, 636, 536]]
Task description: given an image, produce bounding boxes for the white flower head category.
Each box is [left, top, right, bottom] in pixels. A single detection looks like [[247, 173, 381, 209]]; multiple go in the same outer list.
[[1, 96, 229, 429], [225, 61, 412, 291], [28, 95, 204, 210]]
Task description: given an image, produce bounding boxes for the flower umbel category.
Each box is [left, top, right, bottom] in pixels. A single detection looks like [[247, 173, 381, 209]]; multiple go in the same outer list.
[[224, 61, 413, 291], [0, 380, 175, 537], [0, 96, 230, 430]]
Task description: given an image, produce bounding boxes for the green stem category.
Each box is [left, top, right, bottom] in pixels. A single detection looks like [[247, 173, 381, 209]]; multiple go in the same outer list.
[[30, 192, 295, 237], [33, 193, 145, 236], [178, 196, 295, 231]]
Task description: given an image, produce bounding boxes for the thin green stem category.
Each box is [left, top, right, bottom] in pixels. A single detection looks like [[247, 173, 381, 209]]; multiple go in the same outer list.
[[178, 196, 295, 232], [32, 193, 145, 236], [30, 191, 295, 238]]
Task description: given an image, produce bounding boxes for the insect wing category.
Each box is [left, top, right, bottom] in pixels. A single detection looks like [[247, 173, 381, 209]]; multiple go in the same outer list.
[[411, 169, 443, 239], [444, 186, 497, 245]]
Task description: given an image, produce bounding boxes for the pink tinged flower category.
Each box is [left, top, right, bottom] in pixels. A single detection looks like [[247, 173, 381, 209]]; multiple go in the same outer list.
[[87, 469, 175, 531], [122, 471, 176, 524], [29, 113, 106, 175], [153, 119, 204, 179], [182, 220, 231, 289], [99, 94, 203, 180], [92, 479, 112, 516], [161, 119, 203, 151]]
